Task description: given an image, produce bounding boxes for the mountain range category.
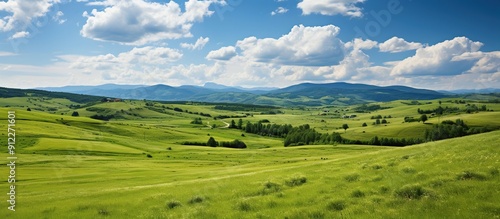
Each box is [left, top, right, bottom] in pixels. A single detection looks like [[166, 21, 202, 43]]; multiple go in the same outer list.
[[33, 82, 451, 106]]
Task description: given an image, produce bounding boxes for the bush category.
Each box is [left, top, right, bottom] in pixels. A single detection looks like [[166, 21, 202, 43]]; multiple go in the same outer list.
[[351, 189, 365, 198], [71, 111, 79, 116], [344, 173, 359, 182], [220, 139, 246, 149], [394, 184, 428, 199], [188, 196, 205, 204], [327, 200, 345, 211], [237, 201, 252, 211], [166, 200, 182, 209], [456, 171, 487, 181], [146, 154, 153, 158], [259, 181, 281, 195], [285, 175, 307, 187]]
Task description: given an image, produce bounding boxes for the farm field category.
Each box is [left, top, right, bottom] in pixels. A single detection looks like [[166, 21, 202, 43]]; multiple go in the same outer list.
[[0, 96, 499, 218]]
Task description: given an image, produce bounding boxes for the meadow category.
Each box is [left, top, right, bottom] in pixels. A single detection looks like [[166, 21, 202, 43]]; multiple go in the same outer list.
[[0, 96, 499, 218]]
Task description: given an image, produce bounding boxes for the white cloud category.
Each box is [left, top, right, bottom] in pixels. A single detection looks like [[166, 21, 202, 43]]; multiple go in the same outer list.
[[379, 37, 423, 53], [206, 46, 237, 61], [467, 51, 500, 74], [391, 37, 483, 76], [52, 10, 66, 24], [0, 0, 59, 33], [271, 7, 288, 16], [345, 38, 378, 50], [180, 37, 209, 50], [235, 24, 346, 66], [0, 51, 16, 56], [65, 46, 182, 76], [10, 31, 29, 39], [81, 0, 222, 45], [297, 0, 365, 17]]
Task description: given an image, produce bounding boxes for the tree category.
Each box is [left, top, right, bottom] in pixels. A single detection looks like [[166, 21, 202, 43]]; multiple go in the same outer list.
[[27, 107, 31, 111], [362, 122, 367, 127], [71, 111, 79, 117], [237, 119, 243, 129], [230, 120, 237, 128], [420, 114, 428, 123], [207, 137, 218, 147], [342, 124, 349, 133]]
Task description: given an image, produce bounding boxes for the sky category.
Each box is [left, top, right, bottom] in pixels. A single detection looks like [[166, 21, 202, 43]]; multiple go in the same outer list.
[[0, 0, 499, 90]]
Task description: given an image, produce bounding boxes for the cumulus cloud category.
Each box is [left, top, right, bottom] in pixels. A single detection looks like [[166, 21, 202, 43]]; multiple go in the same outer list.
[[180, 37, 209, 50], [0, 0, 59, 35], [235, 24, 346, 66], [206, 46, 237, 60], [9, 31, 29, 39], [391, 37, 483, 76], [66, 46, 182, 74], [81, 0, 222, 45], [467, 51, 500, 74], [345, 38, 378, 50], [379, 37, 423, 53], [297, 0, 365, 17], [271, 7, 288, 15]]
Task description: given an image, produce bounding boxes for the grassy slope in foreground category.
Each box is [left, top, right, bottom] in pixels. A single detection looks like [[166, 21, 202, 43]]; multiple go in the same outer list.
[[1, 131, 499, 218]]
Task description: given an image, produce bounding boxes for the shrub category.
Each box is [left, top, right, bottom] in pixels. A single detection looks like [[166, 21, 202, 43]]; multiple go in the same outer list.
[[260, 181, 282, 195], [146, 154, 153, 158], [188, 196, 205, 204], [327, 200, 345, 211], [285, 175, 307, 187], [394, 184, 428, 199], [372, 164, 383, 170], [98, 209, 109, 215], [351, 189, 365, 198], [166, 200, 182, 209], [71, 111, 79, 116], [344, 173, 359, 182], [456, 171, 487, 181], [237, 201, 252, 211]]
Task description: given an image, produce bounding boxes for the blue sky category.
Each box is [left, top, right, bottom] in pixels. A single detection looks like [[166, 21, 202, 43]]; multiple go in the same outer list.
[[0, 0, 499, 90]]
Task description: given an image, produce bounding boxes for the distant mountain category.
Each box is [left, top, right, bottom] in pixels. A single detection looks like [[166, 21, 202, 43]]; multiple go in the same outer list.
[[37, 84, 146, 94], [33, 82, 449, 106], [440, 88, 500, 94]]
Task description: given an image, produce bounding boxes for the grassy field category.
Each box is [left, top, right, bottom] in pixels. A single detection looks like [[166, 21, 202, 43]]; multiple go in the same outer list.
[[0, 96, 499, 218]]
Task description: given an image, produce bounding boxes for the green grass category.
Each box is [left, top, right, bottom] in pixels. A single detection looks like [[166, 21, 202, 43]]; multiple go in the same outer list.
[[0, 96, 499, 218]]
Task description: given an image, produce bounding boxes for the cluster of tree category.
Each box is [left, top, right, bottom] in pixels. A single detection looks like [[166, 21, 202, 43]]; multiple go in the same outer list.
[[191, 118, 203, 125], [214, 104, 277, 112], [418, 106, 460, 115], [182, 137, 246, 149], [282, 125, 422, 147], [90, 114, 115, 121], [260, 110, 284, 115], [214, 115, 247, 120], [368, 136, 424, 147], [228, 119, 244, 129], [354, 104, 389, 112], [370, 115, 392, 119], [424, 119, 492, 141], [243, 121, 294, 138], [464, 104, 489, 113]]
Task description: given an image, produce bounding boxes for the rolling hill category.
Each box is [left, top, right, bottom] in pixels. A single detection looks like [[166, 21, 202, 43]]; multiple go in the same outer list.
[[31, 82, 449, 106]]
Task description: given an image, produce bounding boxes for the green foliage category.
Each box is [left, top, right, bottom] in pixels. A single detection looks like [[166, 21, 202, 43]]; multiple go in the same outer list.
[[394, 184, 428, 199], [285, 175, 307, 187], [191, 117, 203, 124], [71, 111, 79, 116], [207, 137, 218, 147], [456, 171, 487, 181], [326, 200, 346, 211], [342, 124, 349, 132], [166, 200, 182, 209], [420, 114, 428, 123], [220, 139, 246, 149], [188, 196, 205, 204]]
